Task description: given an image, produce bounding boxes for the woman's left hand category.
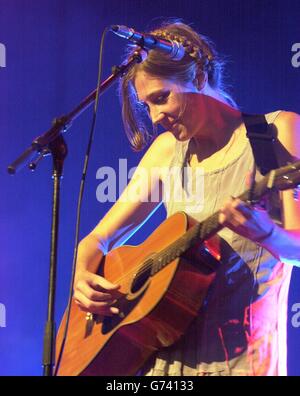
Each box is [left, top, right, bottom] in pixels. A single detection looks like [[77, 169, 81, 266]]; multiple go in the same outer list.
[[219, 197, 275, 244]]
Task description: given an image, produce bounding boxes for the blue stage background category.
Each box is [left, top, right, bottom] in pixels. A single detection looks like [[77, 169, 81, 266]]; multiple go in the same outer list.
[[0, 0, 299, 375]]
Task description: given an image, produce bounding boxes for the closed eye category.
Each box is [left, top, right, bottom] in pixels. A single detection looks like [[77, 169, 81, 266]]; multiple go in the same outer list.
[[137, 91, 170, 114], [152, 92, 170, 104]]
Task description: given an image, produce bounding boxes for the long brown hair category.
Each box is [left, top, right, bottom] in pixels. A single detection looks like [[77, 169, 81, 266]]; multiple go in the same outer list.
[[119, 20, 237, 151]]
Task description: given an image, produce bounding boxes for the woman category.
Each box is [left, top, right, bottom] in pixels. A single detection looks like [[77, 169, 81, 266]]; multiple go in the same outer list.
[[73, 21, 300, 375]]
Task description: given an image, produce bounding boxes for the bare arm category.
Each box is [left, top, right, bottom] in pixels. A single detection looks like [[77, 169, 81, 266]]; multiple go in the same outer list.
[[260, 111, 300, 264], [220, 111, 300, 266], [73, 132, 176, 314]]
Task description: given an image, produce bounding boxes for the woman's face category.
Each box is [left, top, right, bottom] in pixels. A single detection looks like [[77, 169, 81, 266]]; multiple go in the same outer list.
[[134, 70, 204, 141]]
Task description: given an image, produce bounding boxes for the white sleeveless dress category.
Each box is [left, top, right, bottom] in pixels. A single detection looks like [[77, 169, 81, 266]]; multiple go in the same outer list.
[[144, 111, 293, 376]]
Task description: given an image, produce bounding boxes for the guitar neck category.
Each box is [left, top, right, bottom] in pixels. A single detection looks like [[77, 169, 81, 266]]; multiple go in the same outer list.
[[192, 185, 256, 243], [151, 160, 300, 275], [151, 186, 258, 275]]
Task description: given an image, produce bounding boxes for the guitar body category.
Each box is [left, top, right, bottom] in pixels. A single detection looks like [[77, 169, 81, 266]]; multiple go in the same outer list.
[[55, 212, 220, 376]]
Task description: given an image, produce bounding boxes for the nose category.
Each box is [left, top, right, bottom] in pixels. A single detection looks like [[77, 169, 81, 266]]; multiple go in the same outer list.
[[151, 109, 165, 126]]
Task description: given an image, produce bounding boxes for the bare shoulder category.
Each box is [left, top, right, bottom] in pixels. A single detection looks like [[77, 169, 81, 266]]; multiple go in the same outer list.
[[145, 131, 177, 167], [273, 111, 300, 158]]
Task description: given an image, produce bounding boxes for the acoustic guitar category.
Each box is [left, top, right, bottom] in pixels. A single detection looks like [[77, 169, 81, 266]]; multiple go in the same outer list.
[[55, 161, 300, 376]]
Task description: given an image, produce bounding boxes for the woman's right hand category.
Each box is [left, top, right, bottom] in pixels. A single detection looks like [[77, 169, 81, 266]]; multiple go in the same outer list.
[[73, 270, 120, 316]]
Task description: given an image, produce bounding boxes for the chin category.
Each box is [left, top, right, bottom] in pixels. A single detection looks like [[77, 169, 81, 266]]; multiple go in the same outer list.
[[172, 126, 190, 141], [177, 135, 190, 142]]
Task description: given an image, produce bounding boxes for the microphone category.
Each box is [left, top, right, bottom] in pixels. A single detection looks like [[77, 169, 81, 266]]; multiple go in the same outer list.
[[110, 25, 185, 61]]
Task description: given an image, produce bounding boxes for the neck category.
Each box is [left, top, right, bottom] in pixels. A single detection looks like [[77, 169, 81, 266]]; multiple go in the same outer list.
[[191, 93, 243, 156]]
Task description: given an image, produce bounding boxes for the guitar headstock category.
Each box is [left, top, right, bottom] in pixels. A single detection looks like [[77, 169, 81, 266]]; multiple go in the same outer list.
[[240, 160, 300, 203]]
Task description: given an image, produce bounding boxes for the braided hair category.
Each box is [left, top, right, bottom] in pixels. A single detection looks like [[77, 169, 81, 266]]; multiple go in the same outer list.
[[119, 21, 237, 151]]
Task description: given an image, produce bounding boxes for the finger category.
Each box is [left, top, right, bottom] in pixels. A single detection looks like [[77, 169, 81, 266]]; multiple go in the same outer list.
[[220, 197, 243, 215], [74, 299, 120, 316], [74, 289, 114, 307], [233, 201, 253, 220], [74, 299, 93, 313], [230, 198, 250, 211], [75, 279, 114, 299], [73, 290, 116, 314], [219, 207, 247, 227], [227, 198, 255, 220], [88, 274, 120, 291], [84, 289, 114, 302]]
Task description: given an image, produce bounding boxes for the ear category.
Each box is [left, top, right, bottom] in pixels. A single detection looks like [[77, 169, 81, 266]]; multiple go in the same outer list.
[[193, 70, 207, 92]]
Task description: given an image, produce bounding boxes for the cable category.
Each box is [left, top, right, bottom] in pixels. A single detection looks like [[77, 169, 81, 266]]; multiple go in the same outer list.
[[54, 26, 109, 376]]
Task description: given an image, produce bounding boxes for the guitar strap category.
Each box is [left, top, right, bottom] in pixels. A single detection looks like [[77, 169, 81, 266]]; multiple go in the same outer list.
[[242, 112, 282, 225], [242, 113, 279, 175]]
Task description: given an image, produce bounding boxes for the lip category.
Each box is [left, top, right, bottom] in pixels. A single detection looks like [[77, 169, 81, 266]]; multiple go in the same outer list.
[[170, 119, 180, 128], [163, 119, 180, 131]]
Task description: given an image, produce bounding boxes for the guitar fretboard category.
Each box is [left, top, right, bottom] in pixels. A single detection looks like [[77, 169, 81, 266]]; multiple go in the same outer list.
[[149, 159, 300, 276], [150, 211, 221, 275]]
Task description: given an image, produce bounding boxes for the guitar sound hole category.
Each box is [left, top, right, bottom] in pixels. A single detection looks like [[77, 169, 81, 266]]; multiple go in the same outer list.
[[131, 261, 152, 294]]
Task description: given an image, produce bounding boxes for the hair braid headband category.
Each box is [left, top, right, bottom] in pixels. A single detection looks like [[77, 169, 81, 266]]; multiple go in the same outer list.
[[151, 30, 214, 67]]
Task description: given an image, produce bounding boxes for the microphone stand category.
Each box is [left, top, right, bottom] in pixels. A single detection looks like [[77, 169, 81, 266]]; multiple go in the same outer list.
[[7, 49, 144, 376]]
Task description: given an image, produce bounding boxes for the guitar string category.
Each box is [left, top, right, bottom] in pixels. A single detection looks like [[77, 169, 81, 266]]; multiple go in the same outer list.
[[99, 213, 217, 296], [107, 173, 265, 287], [98, 209, 222, 292], [96, 166, 295, 302], [109, 180, 256, 287], [110, 227, 199, 285]]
